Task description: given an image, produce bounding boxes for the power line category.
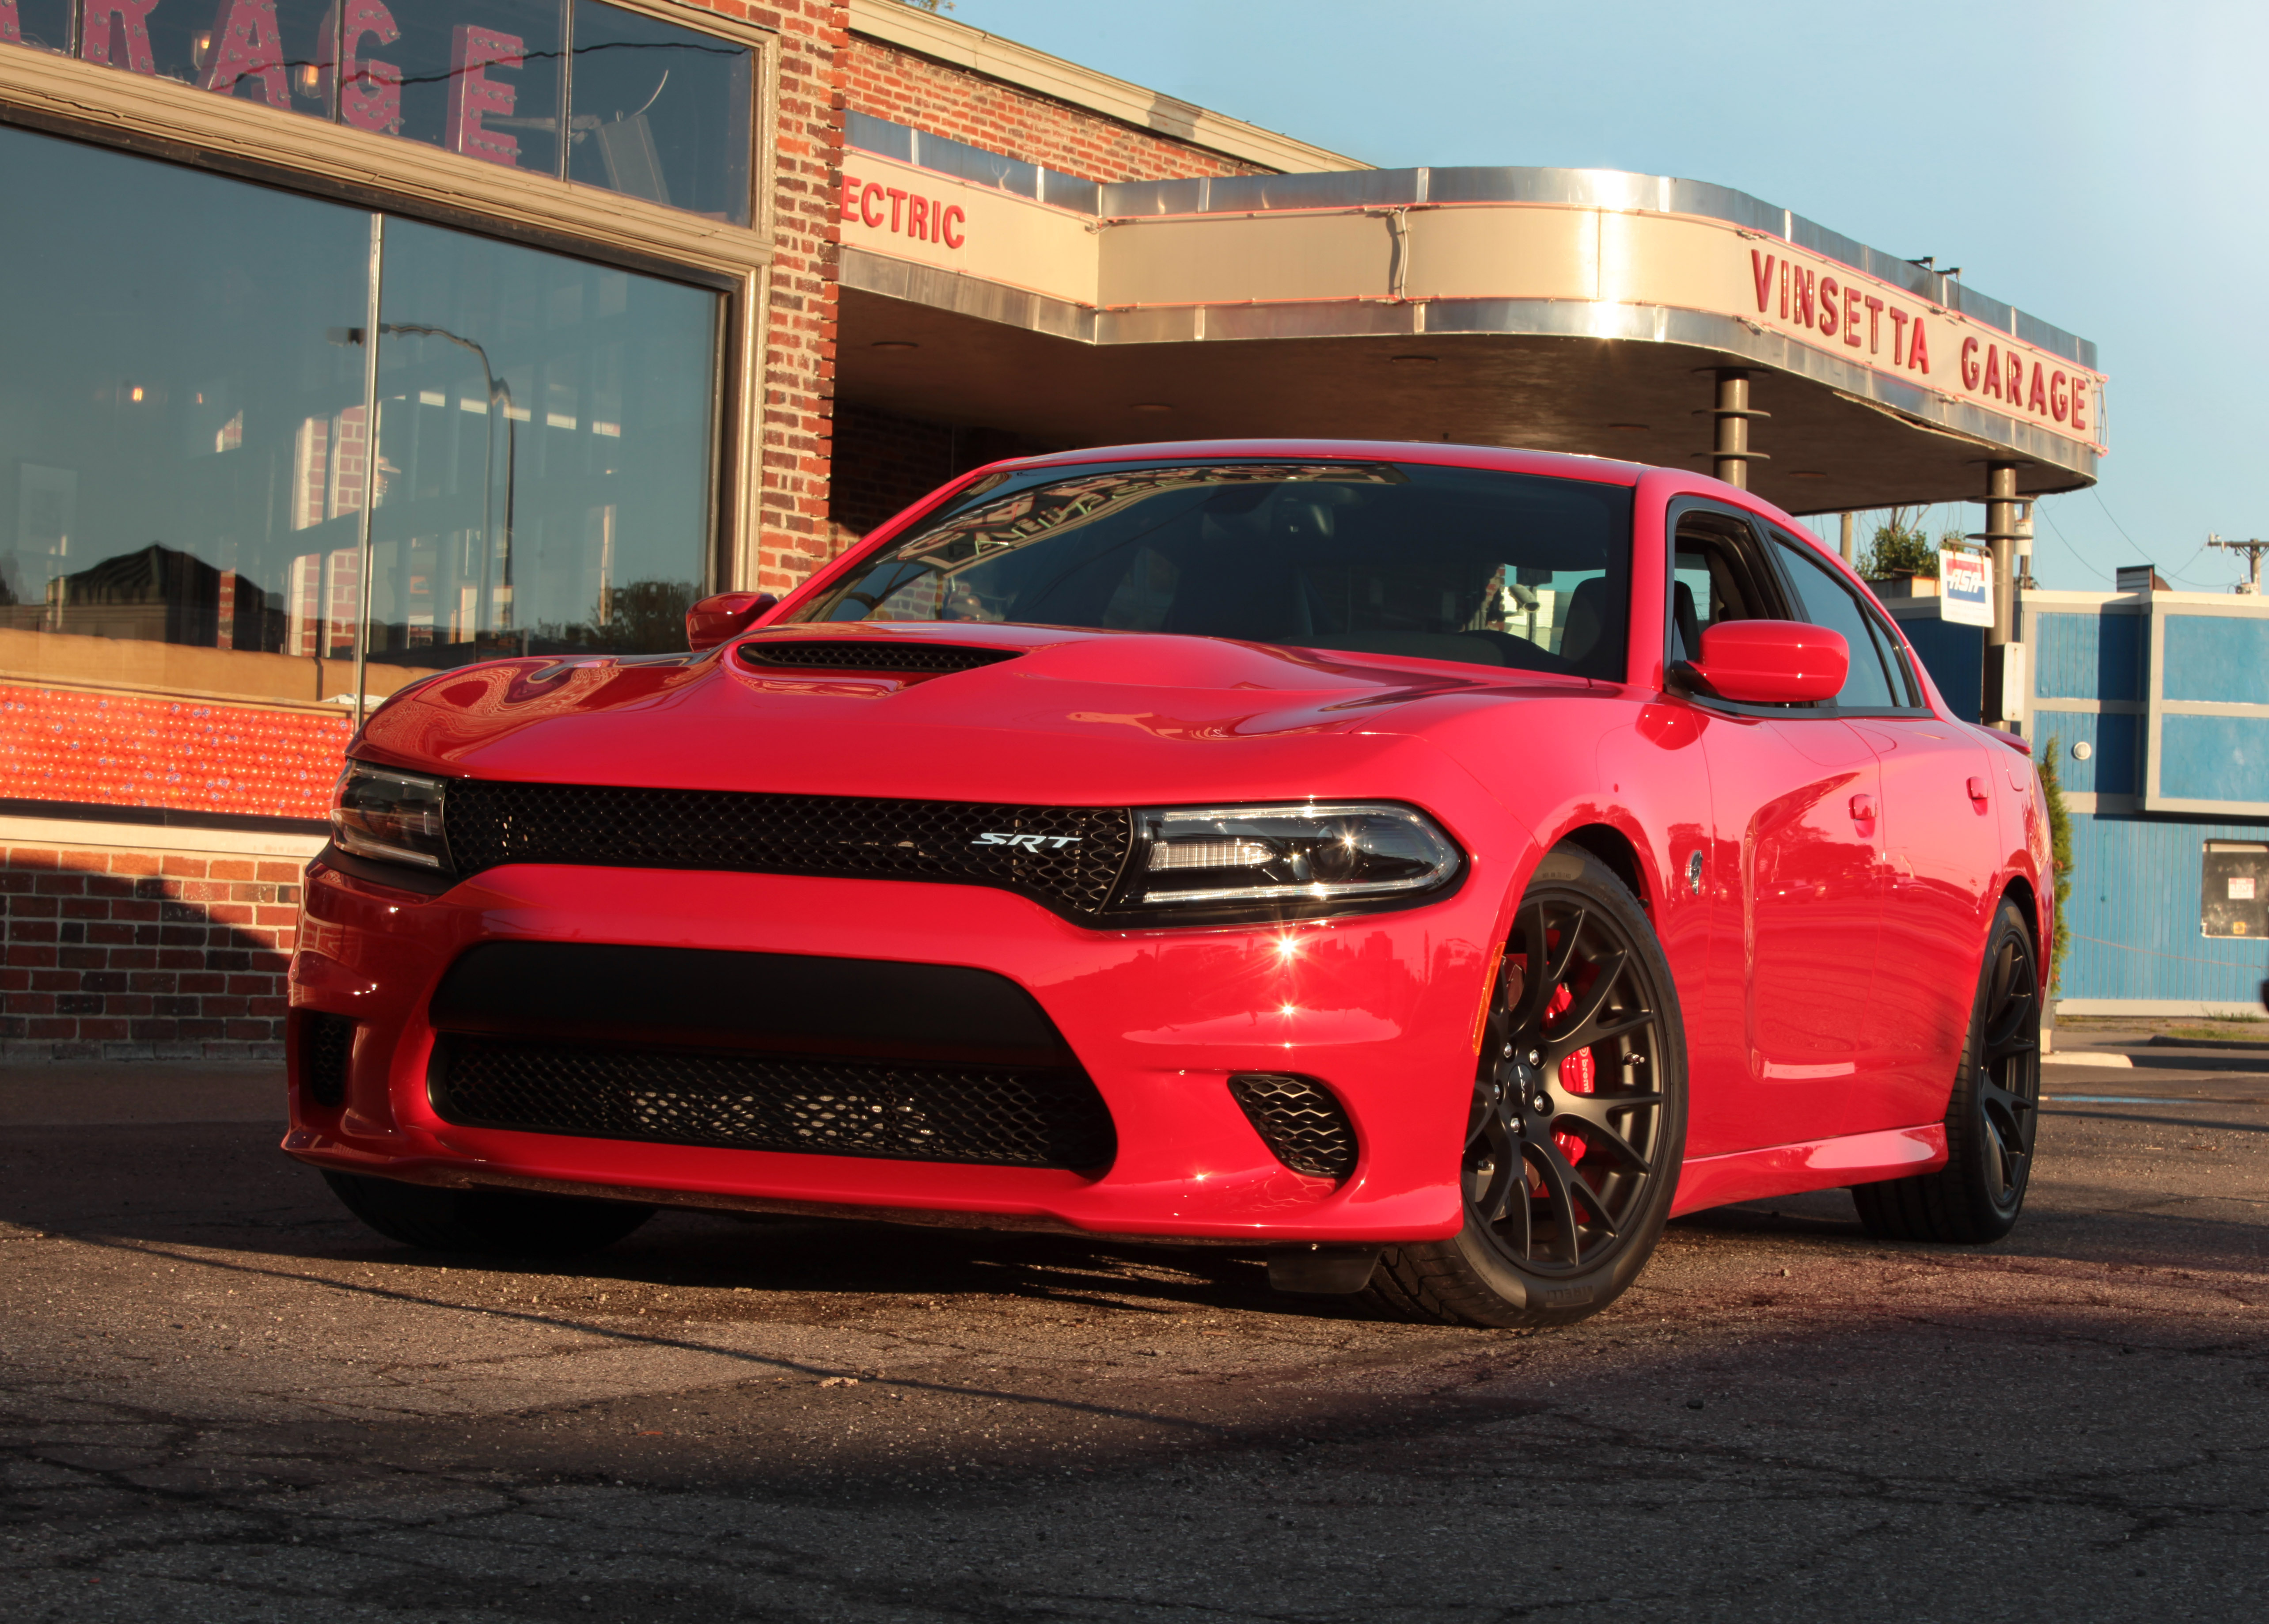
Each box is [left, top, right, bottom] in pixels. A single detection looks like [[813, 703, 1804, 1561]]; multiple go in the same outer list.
[[2034, 495, 2112, 584]]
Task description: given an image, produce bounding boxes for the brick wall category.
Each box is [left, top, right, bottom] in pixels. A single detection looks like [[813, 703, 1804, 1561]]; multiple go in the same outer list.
[[0, 845, 300, 1062], [843, 36, 1273, 183], [721, 0, 849, 596]]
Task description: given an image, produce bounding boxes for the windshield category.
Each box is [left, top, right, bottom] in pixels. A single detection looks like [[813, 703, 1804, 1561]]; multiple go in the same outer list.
[[795, 461, 1635, 679]]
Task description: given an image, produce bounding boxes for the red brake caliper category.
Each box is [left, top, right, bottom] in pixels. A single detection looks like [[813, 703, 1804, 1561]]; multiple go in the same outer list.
[[1525, 980, 1594, 1197]]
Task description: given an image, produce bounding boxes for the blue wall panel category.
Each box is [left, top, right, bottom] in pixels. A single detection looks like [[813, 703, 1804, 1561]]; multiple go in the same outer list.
[[2163, 615, 2269, 704], [2060, 814, 2269, 1004], [2158, 714, 2269, 803], [2034, 711, 2139, 796], [1901, 616, 1981, 722], [2035, 611, 2142, 701]]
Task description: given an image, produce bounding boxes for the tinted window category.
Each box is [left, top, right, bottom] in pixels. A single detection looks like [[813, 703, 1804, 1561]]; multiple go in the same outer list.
[[1772, 537, 1899, 709], [801, 462, 1635, 679], [1669, 512, 1787, 665]]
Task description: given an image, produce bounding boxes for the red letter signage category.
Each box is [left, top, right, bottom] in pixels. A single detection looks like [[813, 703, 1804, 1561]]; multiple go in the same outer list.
[[0, 0, 19, 44], [79, 0, 159, 74], [447, 26, 524, 168], [339, 0, 403, 134], [200, 0, 291, 109]]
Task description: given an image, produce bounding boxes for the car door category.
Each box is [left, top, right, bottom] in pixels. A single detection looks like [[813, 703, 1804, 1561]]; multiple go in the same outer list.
[[1671, 504, 1886, 1156], [1767, 530, 1998, 1133]]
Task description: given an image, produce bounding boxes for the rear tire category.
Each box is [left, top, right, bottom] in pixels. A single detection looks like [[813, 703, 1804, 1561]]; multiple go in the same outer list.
[[324, 1171, 654, 1257], [1852, 896, 2041, 1243], [1362, 846, 1687, 1329]]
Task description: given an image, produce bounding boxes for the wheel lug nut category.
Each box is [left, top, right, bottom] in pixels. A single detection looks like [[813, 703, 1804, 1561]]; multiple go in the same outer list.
[[1526, 1050, 1541, 1066], [1501, 1043, 1514, 1059]]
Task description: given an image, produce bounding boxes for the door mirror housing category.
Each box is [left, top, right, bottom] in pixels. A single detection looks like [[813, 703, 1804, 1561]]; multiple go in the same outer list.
[[1679, 619, 1848, 705], [686, 591, 778, 652]]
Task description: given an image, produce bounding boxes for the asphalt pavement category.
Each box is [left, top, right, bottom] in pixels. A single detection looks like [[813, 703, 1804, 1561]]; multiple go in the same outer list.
[[1, 1035, 2263, 1622]]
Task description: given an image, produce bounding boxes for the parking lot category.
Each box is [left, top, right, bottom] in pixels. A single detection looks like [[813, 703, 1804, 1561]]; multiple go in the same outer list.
[[4, 1032, 2264, 1622]]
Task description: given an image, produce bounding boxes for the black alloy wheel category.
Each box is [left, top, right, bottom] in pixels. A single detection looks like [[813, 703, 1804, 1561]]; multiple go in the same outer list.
[[1365, 846, 1687, 1328], [1852, 896, 2041, 1243]]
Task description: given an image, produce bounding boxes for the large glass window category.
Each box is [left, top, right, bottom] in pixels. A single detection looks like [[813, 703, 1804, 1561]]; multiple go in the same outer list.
[[368, 217, 720, 667], [0, 0, 751, 222], [801, 462, 1635, 680], [0, 125, 722, 704]]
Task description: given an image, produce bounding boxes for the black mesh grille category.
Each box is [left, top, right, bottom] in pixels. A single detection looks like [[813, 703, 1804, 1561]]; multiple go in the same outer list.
[[443, 782, 1131, 917], [302, 1012, 354, 1108], [1229, 1073, 1356, 1179], [431, 1038, 1116, 1170], [738, 641, 1021, 674]]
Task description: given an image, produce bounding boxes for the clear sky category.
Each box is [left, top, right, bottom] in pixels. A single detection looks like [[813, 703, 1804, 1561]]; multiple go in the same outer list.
[[939, 0, 2268, 592]]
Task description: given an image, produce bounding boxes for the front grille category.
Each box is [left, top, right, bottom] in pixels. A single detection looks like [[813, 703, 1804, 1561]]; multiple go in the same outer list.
[[444, 782, 1131, 917], [301, 1011, 354, 1108], [1229, 1073, 1356, 1179], [431, 1037, 1116, 1170], [738, 640, 1021, 674]]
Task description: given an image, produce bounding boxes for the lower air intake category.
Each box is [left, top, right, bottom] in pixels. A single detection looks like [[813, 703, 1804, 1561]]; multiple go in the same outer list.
[[430, 1038, 1117, 1171], [1228, 1073, 1357, 1180], [301, 1011, 354, 1108]]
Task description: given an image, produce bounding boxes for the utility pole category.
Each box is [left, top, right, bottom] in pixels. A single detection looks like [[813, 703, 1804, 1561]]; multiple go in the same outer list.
[[2207, 534, 2267, 595]]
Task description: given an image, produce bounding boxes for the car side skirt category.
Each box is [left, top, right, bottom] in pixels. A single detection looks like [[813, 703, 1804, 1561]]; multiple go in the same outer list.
[[1668, 1125, 1950, 1219]]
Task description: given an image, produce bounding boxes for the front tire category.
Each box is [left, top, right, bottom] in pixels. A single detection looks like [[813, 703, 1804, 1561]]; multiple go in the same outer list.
[[324, 1171, 655, 1257], [1851, 895, 2041, 1243], [1363, 847, 1688, 1328]]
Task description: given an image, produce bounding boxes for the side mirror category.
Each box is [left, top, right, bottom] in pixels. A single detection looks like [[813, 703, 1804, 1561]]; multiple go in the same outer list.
[[686, 591, 777, 652], [1680, 619, 1848, 704]]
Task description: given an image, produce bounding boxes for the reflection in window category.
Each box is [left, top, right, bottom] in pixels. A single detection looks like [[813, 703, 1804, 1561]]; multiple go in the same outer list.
[[0, 125, 721, 705], [567, 0, 751, 221], [368, 216, 719, 668], [807, 462, 1635, 681], [4, 0, 751, 220]]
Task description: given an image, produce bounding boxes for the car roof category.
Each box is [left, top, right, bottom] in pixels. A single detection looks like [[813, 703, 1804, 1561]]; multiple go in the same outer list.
[[986, 438, 1651, 487]]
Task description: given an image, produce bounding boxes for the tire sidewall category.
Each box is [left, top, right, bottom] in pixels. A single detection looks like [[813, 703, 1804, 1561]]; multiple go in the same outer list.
[[1945, 899, 2039, 1237]]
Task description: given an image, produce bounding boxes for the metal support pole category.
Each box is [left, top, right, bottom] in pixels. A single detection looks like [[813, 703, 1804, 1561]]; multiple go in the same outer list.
[[1984, 463, 2019, 647], [1704, 369, 1769, 490], [351, 215, 384, 736], [1840, 512, 1855, 566], [1975, 462, 2021, 726]]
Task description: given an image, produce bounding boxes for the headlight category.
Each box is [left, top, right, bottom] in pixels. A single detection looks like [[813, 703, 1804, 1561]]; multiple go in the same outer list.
[[1118, 802, 1462, 916], [330, 763, 452, 871]]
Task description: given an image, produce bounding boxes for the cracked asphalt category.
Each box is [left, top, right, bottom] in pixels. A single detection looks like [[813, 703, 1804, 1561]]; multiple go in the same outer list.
[[1, 1035, 2263, 1622]]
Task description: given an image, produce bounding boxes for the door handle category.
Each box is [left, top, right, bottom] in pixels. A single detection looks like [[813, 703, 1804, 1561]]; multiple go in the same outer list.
[[1848, 793, 1877, 822], [1966, 775, 1990, 804]]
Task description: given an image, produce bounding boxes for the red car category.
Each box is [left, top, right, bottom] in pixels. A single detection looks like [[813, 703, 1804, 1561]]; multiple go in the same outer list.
[[288, 442, 2051, 1328]]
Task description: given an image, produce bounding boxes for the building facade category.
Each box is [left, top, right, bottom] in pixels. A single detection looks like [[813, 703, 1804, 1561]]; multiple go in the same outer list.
[[0, 0, 2132, 1057]]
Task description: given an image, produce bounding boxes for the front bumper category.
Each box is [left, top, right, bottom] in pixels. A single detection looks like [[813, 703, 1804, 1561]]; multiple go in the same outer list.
[[285, 858, 1510, 1243]]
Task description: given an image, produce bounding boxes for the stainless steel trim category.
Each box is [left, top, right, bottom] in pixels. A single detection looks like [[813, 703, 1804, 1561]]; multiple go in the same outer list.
[[843, 112, 2097, 368]]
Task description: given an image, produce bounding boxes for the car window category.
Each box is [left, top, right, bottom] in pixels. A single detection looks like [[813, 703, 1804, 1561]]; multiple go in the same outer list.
[[1668, 510, 1786, 667], [1864, 615, 1923, 707], [1770, 535, 1900, 710], [800, 461, 1637, 680]]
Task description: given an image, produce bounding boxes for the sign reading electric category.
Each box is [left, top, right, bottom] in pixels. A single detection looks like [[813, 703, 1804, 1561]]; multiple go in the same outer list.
[[841, 171, 966, 248], [1746, 247, 2099, 443]]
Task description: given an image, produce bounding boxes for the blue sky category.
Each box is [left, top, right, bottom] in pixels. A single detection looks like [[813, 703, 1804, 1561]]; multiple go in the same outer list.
[[941, 0, 2268, 592]]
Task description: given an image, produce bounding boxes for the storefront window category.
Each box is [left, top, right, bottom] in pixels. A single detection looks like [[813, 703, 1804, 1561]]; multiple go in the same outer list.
[[0, 125, 722, 705], [0, 0, 749, 223], [7, 0, 75, 51], [368, 217, 719, 666], [566, 0, 751, 220]]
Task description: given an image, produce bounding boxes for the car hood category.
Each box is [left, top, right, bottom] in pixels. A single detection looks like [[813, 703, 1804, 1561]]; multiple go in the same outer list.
[[355, 624, 1595, 806]]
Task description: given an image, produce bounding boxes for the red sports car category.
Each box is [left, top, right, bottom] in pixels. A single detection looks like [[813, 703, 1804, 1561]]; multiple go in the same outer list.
[[288, 441, 2050, 1328]]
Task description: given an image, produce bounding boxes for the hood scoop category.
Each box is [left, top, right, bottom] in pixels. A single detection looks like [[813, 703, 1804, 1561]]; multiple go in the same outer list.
[[737, 640, 1023, 675]]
